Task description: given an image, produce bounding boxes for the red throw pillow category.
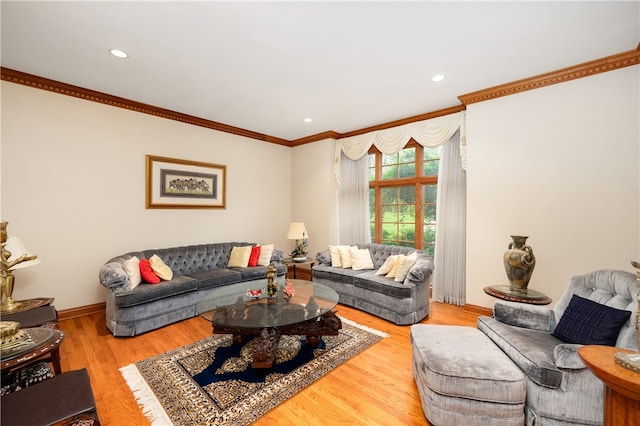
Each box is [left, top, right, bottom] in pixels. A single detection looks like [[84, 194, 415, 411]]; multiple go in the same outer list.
[[248, 245, 261, 267], [139, 258, 161, 284]]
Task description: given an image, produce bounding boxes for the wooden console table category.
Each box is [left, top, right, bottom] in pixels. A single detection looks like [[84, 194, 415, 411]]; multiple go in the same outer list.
[[578, 345, 640, 426]]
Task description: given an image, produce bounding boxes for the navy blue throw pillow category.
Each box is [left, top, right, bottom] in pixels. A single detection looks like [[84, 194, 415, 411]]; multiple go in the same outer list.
[[552, 294, 631, 346]]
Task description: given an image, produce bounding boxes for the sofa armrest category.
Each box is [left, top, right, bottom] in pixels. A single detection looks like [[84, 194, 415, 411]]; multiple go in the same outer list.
[[315, 249, 331, 266], [554, 344, 586, 369], [98, 262, 129, 294], [494, 301, 556, 332], [271, 248, 285, 263], [406, 257, 434, 284]]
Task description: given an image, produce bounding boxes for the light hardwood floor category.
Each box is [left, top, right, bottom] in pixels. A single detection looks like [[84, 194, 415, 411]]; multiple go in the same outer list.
[[58, 302, 484, 426]]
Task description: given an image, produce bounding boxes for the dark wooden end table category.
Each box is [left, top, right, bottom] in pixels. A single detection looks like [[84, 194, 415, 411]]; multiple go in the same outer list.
[[198, 278, 341, 368], [484, 284, 552, 305]]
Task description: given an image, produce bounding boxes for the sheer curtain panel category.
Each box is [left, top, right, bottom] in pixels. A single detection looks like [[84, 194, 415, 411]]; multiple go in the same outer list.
[[338, 152, 371, 244]]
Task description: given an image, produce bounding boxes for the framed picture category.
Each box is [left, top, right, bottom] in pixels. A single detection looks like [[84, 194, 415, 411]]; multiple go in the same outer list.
[[146, 155, 226, 209]]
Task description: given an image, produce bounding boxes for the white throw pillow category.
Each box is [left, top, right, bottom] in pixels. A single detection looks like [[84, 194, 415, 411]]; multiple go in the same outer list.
[[150, 254, 174, 280], [257, 244, 274, 266], [375, 255, 400, 276], [350, 247, 374, 271], [385, 255, 405, 278], [123, 256, 142, 290], [228, 246, 252, 268], [394, 251, 418, 282], [328, 245, 348, 267], [337, 246, 354, 269]]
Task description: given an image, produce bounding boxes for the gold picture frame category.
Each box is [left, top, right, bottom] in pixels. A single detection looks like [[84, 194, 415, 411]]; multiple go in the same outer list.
[[146, 155, 226, 209]]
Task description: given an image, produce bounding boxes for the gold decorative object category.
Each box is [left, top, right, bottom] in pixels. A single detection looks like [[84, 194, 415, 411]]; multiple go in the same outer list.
[[0, 321, 29, 349], [614, 260, 640, 373], [266, 264, 278, 298], [1, 221, 40, 312]]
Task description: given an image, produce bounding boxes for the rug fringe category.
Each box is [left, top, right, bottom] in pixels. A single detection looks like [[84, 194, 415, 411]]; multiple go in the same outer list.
[[119, 364, 174, 426], [339, 316, 390, 338]]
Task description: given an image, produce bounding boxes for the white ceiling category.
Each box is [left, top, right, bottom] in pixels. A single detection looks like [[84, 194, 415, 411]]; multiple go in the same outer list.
[[1, 1, 639, 141]]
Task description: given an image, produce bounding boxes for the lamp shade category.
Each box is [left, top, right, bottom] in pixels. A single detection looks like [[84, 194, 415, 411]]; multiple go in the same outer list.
[[286, 222, 308, 240], [5, 236, 40, 270]]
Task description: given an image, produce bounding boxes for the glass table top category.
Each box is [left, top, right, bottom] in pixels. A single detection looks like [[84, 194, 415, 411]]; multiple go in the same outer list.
[[197, 279, 339, 328]]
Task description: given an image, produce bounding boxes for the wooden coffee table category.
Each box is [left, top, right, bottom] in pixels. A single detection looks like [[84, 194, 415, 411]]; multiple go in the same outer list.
[[197, 279, 341, 368], [1, 327, 64, 375]]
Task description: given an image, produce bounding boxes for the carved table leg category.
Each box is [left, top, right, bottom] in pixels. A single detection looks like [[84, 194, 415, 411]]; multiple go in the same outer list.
[[251, 328, 281, 369]]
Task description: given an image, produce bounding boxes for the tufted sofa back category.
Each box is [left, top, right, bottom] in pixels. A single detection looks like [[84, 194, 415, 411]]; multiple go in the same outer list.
[[355, 243, 428, 269], [113, 242, 266, 275], [554, 269, 638, 349]]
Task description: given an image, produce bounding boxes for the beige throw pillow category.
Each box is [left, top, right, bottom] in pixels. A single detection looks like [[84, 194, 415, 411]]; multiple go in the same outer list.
[[394, 251, 418, 282], [123, 256, 142, 290], [228, 246, 252, 268], [257, 244, 274, 266], [337, 246, 354, 269], [385, 255, 405, 278], [375, 255, 399, 276], [328, 245, 348, 267], [149, 254, 173, 280], [350, 247, 374, 271]]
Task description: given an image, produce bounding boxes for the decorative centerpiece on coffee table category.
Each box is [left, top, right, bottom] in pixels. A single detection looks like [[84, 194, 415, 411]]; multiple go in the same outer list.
[[266, 264, 278, 298]]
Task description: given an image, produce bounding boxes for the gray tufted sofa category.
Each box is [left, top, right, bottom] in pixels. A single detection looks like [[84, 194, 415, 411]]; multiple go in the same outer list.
[[312, 243, 434, 325], [99, 242, 286, 336]]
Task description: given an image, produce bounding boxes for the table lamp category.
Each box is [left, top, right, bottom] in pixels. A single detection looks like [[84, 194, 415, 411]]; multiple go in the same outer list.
[[287, 222, 308, 262], [1, 221, 40, 312], [614, 260, 640, 372]]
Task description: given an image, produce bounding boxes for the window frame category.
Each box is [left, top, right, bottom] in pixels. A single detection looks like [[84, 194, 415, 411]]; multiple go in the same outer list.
[[369, 140, 438, 251]]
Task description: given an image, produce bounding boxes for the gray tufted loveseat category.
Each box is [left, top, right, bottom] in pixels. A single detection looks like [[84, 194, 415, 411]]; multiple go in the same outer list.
[[312, 243, 434, 325], [99, 242, 286, 336]]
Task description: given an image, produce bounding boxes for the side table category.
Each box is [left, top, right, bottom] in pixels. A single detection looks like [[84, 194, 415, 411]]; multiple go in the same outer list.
[[483, 285, 552, 305], [578, 345, 640, 426], [283, 258, 315, 280]]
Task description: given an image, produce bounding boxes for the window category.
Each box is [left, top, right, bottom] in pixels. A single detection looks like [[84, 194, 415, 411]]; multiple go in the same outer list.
[[368, 141, 440, 256]]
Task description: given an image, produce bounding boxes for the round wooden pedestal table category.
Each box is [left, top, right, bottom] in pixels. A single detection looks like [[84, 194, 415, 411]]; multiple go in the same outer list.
[[578, 345, 640, 426]]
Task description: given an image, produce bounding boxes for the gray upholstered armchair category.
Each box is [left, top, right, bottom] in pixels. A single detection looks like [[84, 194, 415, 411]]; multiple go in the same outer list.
[[477, 270, 638, 425]]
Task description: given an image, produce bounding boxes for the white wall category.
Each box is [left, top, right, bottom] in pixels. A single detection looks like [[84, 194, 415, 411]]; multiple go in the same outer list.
[[466, 65, 639, 307], [290, 139, 338, 258], [1, 82, 292, 310]]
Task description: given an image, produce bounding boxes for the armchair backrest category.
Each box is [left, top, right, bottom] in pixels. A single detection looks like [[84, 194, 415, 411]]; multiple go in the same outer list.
[[553, 269, 638, 350]]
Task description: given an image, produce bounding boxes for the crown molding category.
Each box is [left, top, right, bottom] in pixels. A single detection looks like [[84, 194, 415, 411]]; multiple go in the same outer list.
[[0, 67, 291, 147], [3, 44, 638, 146], [458, 45, 640, 105]]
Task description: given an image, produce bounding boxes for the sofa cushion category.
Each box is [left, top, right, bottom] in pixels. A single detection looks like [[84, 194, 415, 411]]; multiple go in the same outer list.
[[353, 271, 416, 298], [187, 269, 242, 290], [122, 256, 142, 290], [394, 251, 417, 282], [149, 254, 173, 281], [228, 246, 252, 268], [257, 244, 274, 266], [313, 265, 362, 284], [114, 275, 197, 308], [375, 254, 400, 276], [477, 316, 564, 388], [350, 247, 374, 271], [139, 259, 161, 284], [248, 245, 261, 267], [552, 294, 631, 346]]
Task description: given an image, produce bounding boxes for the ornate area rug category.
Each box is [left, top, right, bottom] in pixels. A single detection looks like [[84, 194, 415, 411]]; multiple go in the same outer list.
[[120, 318, 387, 425]]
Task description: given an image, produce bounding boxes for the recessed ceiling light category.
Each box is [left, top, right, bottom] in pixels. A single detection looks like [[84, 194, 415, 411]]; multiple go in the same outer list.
[[109, 49, 129, 59], [431, 74, 446, 82], [304, 118, 312, 123]]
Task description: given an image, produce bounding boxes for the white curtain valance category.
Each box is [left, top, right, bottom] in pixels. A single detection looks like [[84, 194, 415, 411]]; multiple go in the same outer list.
[[334, 111, 466, 184]]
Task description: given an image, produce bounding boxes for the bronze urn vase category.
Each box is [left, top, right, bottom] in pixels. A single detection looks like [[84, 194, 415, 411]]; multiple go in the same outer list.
[[503, 235, 536, 291]]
